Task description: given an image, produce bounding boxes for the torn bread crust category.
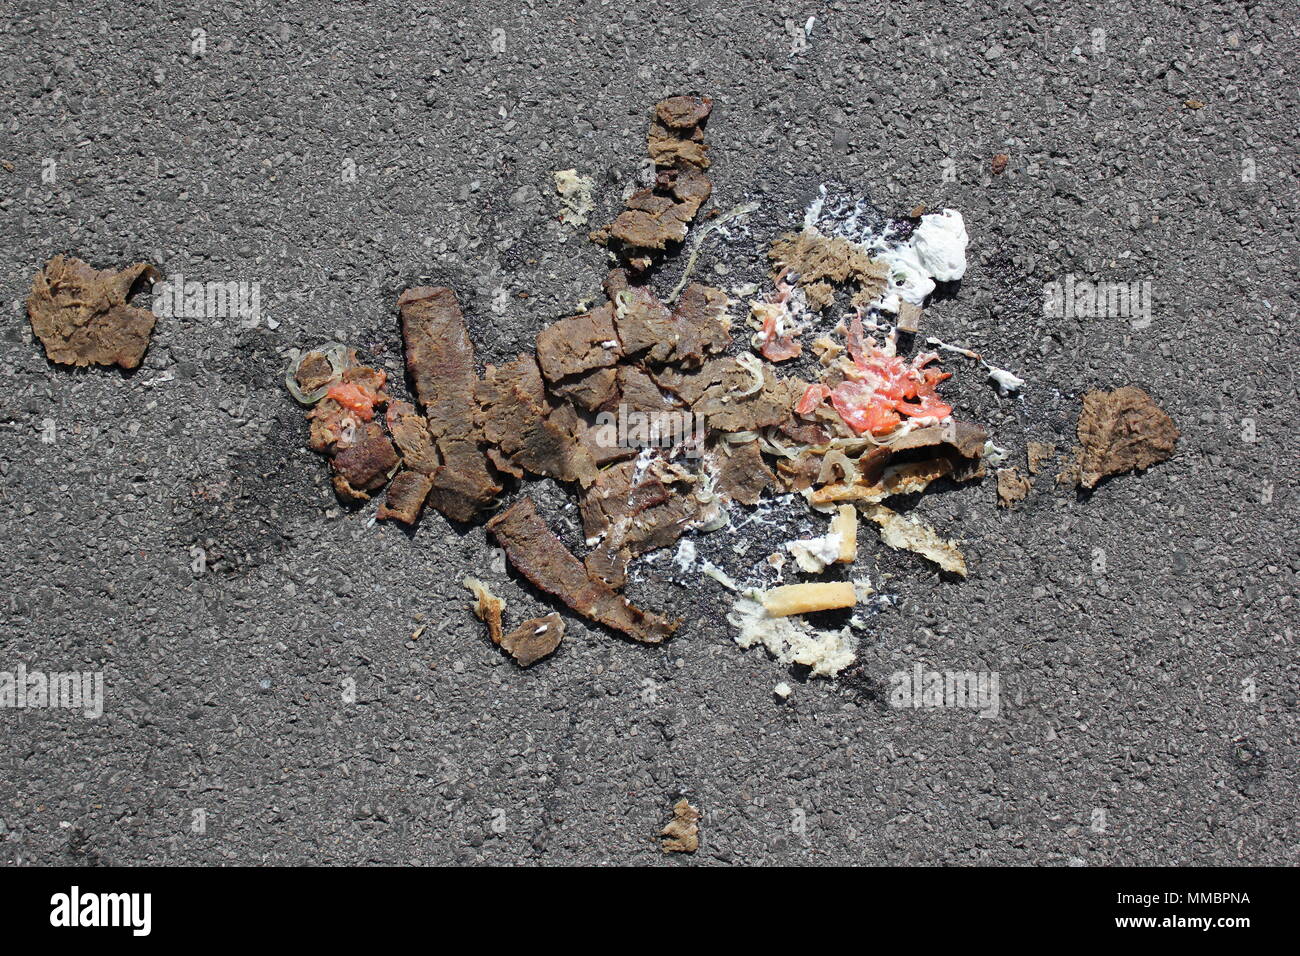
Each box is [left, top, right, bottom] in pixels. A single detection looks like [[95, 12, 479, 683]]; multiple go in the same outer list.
[[487, 497, 677, 644], [728, 593, 857, 678], [464, 576, 506, 645], [661, 798, 701, 853], [862, 503, 967, 577], [28, 255, 161, 369], [1074, 386, 1179, 488]]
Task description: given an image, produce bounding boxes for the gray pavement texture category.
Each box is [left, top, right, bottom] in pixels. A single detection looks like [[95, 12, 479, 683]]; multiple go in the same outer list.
[[1, 0, 1296, 866]]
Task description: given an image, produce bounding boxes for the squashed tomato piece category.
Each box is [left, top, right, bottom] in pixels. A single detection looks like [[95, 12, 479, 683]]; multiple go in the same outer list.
[[831, 381, 902, 436], [796, 383, 832, 416], [325, 381, 379, 420], [759, 312, 802, 362]]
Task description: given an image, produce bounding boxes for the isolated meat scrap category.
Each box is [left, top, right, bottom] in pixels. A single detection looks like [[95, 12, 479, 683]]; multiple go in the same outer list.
[[399, 286, 501, 522], [1073, 386, 1179, 488], [487, 497, 676, 644], [27, 255, 161, 369], [590, 95, 714, 269]]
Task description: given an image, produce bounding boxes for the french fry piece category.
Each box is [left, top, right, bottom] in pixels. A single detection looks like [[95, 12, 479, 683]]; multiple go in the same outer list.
[[831, 503, 857, 563], [761, 581, 857, 617]]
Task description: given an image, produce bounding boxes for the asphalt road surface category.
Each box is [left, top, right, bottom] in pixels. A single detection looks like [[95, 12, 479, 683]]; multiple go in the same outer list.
[[1, 0, 1296, 865]]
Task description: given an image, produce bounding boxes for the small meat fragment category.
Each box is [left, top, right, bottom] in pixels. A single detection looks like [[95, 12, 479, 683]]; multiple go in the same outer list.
[[661, 798, 701, 854], [429, 438, 503, 523], [386, 401, 439, 474], [591, 97, 714, 269], [862, 503, 967, 576], [294, 351, 338, 395], [668, 282, 732, 366], [762, 581, 857, 617], [378, 469, 434, 523], [713, 438, 774, 506], [28, 255, 161, 369], [693, 360, 799, 433], [1026, 440, 1055, 475], [501, 613, 564, 667], [578, 459, 704, 585], [996, 467, 1032, 508], [331, 421, 400, 502], [1074, 386, 1179, 489], [535, 305, 621, 382], [487, 497, 676, 644], [991, 153, 1010, 175], [549, 366, 619, 412], [612, 285, 680, 364], [307, 362, 390, 453]]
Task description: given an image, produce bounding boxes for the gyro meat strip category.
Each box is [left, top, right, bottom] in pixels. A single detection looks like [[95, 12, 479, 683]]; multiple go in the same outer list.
[[575, 416, 639, 468], [385, 400, 439, 475], [670, 282, 731, 367], [591, 97, 714, 268], [617, 365, 681, 415], [377, 469, 434, 524], [475, 354, 598, 486], [668, 166, 712, 219], [535, 304, 621, 382], [612, 285, 679, 364], [427, 438, 502, 524], [487, 497, 676, 644], [648, 95, 712, 170], [549, 366, 619, 412], [1075, 386, 1179, 488], [655, 94, 713, 131], [399, 286, 479, 432], [398, 285, 500, 521], [653, 356, 731, 406], [28, 255, 161, 369]]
